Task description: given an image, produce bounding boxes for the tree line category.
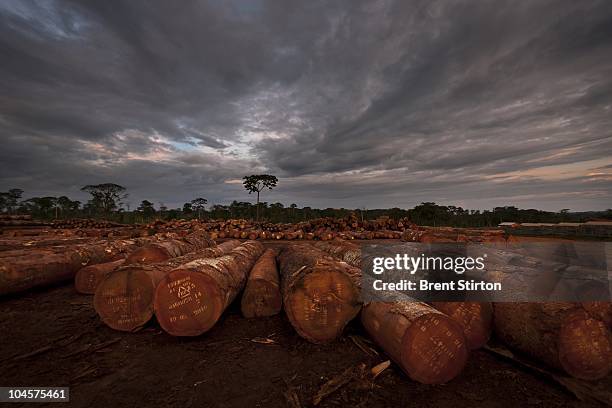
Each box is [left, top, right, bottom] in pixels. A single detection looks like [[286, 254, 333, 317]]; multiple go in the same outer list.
[[1, 181, 610, 227]]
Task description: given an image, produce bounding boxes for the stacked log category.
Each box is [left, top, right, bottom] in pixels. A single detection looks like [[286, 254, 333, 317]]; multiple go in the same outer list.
[[51, 218, 125, 229], [277, 244, 361, 344], [94, 240, 242, 331], [241, 248, 282, 318], [0, 238, 154, 296], [154, 240, 265, 336], [361, 299, 469, 384], [494, 302, 612, 380]]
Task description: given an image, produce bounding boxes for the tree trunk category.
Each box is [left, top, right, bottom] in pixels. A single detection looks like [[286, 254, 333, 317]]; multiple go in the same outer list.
[[256, 191, 260, 222], [94, 240, 242, 332], [277, 244, 361, 344], [494, 302, 612, 380], [154, 240, 265, 336], [361, 299, 469, 384], [241, 248, 281, 318]]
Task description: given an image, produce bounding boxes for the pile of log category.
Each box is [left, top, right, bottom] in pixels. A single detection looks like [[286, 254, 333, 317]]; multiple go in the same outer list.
[[0, 214, 50, 229], [139, 216, 510, 243], [51, 218, 126, 229]]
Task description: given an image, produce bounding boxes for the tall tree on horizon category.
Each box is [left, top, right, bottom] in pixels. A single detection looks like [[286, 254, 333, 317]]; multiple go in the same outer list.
[[191, 197, 208, 219], [243, 174, 278, 222], [81, 183, 127, 214]]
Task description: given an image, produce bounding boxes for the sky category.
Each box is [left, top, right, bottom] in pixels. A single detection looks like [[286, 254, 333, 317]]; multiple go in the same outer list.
[[1, 0, 611, 212]]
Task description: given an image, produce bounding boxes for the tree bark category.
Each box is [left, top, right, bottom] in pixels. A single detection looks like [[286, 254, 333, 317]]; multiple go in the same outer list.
[[94, 240, 242, 332], [154, 240, 265, 336], [241, 248, 282, 318], [277, 244, 361, 344]]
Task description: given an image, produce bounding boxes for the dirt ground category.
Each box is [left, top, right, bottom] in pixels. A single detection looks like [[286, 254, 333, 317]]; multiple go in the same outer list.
[[0, 242, 609, 408]]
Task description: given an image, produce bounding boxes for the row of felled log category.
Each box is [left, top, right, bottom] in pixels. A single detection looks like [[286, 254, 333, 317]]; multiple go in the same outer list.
[[82, 236, 611, 383]]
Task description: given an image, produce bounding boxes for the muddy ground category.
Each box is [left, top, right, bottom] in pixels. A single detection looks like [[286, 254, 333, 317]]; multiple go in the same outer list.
[[0, 242, 609, 408]]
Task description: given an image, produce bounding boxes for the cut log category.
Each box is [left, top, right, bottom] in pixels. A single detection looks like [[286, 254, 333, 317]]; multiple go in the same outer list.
[[494, 302, 612, 380], [241, 248, 282, 318], [154, 240, 265, 336], [94, 240, 241, 332], [277, 244, 361, 344], [0, 238, 151, 296], [429, 302, 493, 350], [74, 259, 126, 294], [361, 300, 469, 384], [124, 234, 215, 264]]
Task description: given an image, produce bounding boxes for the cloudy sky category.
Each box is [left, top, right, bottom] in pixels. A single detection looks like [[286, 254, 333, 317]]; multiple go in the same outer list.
[[1, 0, 611, 211]]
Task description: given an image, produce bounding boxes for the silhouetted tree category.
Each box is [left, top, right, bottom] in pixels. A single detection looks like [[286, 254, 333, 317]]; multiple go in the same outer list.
[[137, 200, 155, 216], [191, 197, 208, 219], [243, 174, 278, 221], [81, 183, 127, 214]]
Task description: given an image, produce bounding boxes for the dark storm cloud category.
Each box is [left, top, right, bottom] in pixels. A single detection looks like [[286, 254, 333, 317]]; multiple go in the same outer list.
[[0, 0, 611, 210]]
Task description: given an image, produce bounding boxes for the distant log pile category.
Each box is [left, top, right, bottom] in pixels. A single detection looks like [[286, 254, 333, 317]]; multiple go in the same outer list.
[[51, 218, 126, 229], [139, 216, 509, 243], [0, 214, 50, 229]]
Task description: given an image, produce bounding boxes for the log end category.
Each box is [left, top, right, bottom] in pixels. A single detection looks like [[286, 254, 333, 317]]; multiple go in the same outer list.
[[93, 267, 156, 332], [154, 269, 224, 336], [558, 310, 612, 380], [284, 269, 360, 344], [241, 279, 282, 318], [400, 313, 469, 384]]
